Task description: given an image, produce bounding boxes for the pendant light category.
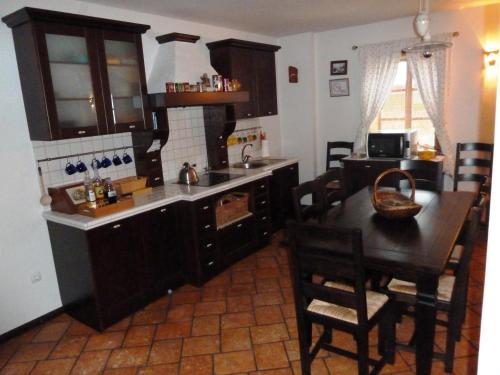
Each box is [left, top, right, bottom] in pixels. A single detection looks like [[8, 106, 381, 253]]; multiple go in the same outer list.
[[403, 0, 452, 57]]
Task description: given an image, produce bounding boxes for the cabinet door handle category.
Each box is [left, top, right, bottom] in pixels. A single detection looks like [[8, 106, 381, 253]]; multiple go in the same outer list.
[[247, 113, 252, 117], [204, 224, 211, 229], [202, 205, 209, 210], [262, 216, 267, 220], [77, 130, 86, 135], [151, 158, 158, 162], [218, 135, 223, 140], [260, 184, 265, 189], [237, 223, 243, 228], [207, 261, 215, 267], [222, 160, 227, 164], [206, 243, 213, 248], [289, 167, 295, 171], [268, 111, 273, 115], [154, 177, 161, 181], [112, 224, 121, 229], [364, 165, 371, 168], [160, 208, 167, 213], [129, 125, 136, 129], [263, 231, 268, 236], [220, 145, 226, 149], [260, 200, 267, 205]]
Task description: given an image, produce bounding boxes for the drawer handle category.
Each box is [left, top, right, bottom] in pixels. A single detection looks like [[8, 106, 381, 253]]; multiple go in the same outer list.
[[260, 200, 267, 205], [237, 223, 243, 228], [268, 111, 273, 115], [202, 205, 209, 210], [129, 125, 136, 129], [364, 165, 371, 168], [112, 224, 121, 229], [207, 261, 215, 267], [262, 216, 267, 220], [77, 130, 86, 135], [160, 208, 167, 213], [222, 160, 227, 164], [154, 177, 161, 181], [260, 184, 265, 189], [151, 158, 158, 162], [204, 224, 211, 229], [218, 135, 223, 139], [247, 113, 252, 117], [263, 231, 268, 236], [206, 243, 213, 248], [220, 145, 226, 149], [289, 167, 295, 171]]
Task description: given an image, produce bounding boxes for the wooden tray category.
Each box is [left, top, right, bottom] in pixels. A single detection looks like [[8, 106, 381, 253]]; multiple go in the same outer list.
[[114, 176, 148, 195], [77, 196, 134, 218]]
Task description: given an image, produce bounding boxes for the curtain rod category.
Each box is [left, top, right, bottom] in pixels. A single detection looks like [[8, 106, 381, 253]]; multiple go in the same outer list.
[[351, 31, 459, 50]]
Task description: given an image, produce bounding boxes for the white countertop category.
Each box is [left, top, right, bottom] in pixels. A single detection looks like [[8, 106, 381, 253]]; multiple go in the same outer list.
[[43, 157, 299, 230]]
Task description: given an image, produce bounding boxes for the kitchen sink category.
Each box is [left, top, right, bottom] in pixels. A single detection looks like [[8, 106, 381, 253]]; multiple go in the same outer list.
[[232, 161, 268, 169]]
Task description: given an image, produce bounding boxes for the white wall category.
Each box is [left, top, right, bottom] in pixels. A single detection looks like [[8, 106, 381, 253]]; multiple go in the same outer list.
[[0, 0, 280, 335], [277, 6, 496, 181]]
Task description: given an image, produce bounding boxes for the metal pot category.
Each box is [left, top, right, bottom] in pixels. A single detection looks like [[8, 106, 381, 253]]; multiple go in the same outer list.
[[178, 162, 199, 185]]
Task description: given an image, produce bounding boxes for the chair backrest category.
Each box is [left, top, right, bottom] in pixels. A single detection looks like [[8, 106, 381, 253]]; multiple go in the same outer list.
[[291, 180, 327, 223], [400, 159, 444, 192], [326, 141, 354, 170], [287, 221, 368, 326], [315, 168, 346, 205], [450, 207, 480, 309], [453, 142, 494, 192]]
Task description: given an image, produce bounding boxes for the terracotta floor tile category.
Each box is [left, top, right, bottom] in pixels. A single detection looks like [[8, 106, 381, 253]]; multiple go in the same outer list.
[[283, 340, 300, 362], [255, 305, 284, 325], [278, 277, 292, 288], [285, 318, 298, 340], [280, 304, 296, 319], [9, 342, 55, 363], [182, 335, 220, 356], [232, 271, 254, 284], [50, 314, 73, 323], [0, 361, 36, 375], [249, 369, 293, 375], [172, 291, 201, 305], [70, 350, 110, 375], [132, 309, 167, 325], [227, 296, 253, 313], [105, 318, 131, 332], [255, 268, 281, 280], [0, 340, 23, 368], [66, 321, 98, 336], [222, 328, 252, 352], [291, 358, 329, 375], [251, 323, 289, 344], [204, 272, 231, 287], [144, 296, 170, 311], [107, 346, 150, 368], [84, 332, 124, 351], [434, 331, 478, 358], [256, 279, 281, 293], [214, 350, 256, 374], [221, 312, 256, 329], [137, 363, 179, 374], [232, 257, 257, 271], [254, 342, 289, 370], [30, 358, 75, 375], [461, 327, 480, 348], [123, 325, 155, 347], [191, 316, 220, 337], [167, 304, 194, 322], [50, 335, 88, 359], [149, 339, 182, 365], [155, 321, 191, 340], [253, 292, 284, 307], [227, 284, 257, 297], [193, 301, 226, 316], [451, 355, 478, 375], [102, 368, 137, 375], [32, 322, 71, 343], [257, 257, 279, 269], [201, 287, 227, 302], [179, 354, 213, 375]]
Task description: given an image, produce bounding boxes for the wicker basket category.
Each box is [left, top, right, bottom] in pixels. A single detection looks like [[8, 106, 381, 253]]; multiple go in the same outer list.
[[371, 168, 422, 220]]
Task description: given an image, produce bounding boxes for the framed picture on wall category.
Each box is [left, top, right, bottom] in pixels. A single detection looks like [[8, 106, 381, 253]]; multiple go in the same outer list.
[[329, 78, 350, 97], [330, 60, 348, 75]]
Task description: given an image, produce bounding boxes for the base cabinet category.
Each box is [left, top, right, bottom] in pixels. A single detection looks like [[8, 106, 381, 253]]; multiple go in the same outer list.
[[270, 163, 299, 231], [343, 158, 400, 195], [48, 202, 182, 331]]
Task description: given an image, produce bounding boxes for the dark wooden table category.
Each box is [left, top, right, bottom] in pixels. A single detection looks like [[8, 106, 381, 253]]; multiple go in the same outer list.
[[323, 187, 475, 375]]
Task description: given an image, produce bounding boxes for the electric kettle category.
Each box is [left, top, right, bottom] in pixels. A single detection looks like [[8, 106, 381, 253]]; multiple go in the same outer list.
[[178, 162, 199, 185]]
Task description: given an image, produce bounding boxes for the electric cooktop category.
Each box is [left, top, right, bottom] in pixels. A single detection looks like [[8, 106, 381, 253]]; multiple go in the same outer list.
[[176, 172, 244, 187]]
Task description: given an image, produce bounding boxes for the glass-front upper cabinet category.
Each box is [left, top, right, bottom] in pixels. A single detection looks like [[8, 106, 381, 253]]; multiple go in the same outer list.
[[2, 7, 150, 140], [100, 31, 150, 133]]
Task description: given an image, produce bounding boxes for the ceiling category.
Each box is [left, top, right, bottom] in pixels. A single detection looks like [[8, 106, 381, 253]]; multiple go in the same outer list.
[[80, 0, 500, 37]]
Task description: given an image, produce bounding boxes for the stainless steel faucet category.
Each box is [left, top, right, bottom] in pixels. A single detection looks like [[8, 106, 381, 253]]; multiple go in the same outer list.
[[241, 144, 253, 163]]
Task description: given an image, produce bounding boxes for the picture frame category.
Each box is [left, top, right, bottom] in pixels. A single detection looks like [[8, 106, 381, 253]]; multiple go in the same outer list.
[[329, 78, 350, 97], [330, 60, 348, 75]]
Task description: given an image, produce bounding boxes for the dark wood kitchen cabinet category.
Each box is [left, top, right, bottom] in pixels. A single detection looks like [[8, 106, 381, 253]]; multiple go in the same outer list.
[[270, 163, 299, 231], [47, 202, 181, 331], [343, 158, 400, 195], [2, 7, 151, 140], [206, 39, 280, 119]]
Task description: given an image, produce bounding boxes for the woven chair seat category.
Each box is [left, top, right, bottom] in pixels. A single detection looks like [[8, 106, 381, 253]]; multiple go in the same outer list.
[[448, 244, 464, 264], [387, 274, 455, 302], [307, 281, 389, 324]]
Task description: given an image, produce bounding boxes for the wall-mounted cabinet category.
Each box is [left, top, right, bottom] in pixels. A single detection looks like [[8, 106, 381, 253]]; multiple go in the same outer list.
[[206, 39, 280, 120], [2, 7, 151, 140]]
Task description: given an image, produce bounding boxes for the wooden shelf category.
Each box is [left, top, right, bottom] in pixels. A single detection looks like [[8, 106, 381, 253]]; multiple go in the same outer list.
[[148, 91, 249, 108]]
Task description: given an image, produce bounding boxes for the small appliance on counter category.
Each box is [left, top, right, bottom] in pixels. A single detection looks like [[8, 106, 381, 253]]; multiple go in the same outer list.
[[367, 130, 416, 158], [178, 162, 199, 185]]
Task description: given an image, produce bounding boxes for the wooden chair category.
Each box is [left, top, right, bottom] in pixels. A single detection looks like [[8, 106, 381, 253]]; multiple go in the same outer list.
[[315, 167, 348, 206], [326, 141, 354, 170], [287, 221, 396, 375], [291, 180, 327, 223], [387, 207, 480, 373], [453, 142, 493, 197], [400, 159, 444, 192]]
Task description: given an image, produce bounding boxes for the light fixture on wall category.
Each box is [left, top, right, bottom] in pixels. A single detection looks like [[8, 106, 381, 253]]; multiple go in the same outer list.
[[484, 50, 498, 66], [403, 0, 452, 58]]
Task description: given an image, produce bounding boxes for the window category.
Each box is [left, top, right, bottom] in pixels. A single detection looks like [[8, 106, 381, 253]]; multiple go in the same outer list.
[[370, 60, 437, 149]]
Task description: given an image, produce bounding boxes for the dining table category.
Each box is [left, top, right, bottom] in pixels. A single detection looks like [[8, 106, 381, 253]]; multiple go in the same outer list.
[[322, 186, 476, 375]]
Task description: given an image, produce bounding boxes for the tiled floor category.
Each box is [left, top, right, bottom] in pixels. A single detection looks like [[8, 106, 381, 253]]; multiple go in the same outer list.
[[0, 230, 486, 374]]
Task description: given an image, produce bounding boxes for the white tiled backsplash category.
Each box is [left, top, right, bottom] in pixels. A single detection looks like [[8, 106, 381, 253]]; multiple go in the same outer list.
[[33, 107, 263, 188]]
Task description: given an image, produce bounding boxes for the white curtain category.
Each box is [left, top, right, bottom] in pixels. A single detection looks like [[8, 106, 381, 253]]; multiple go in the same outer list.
[[407, 35, 454, 173], [354, 39, 408, 152]]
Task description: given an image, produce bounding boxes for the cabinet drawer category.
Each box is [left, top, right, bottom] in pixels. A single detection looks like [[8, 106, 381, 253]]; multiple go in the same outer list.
[[196, 198, 214, 219], [199, 236, 216, 253], [255, 196, 269, 211], [201, 250, 219, 277], [142, 151, 162, 169], [198, 220, 215, 236], [148, 169, 164, 187], [256, 211, 271, 226], [255, 179, 269, 194]]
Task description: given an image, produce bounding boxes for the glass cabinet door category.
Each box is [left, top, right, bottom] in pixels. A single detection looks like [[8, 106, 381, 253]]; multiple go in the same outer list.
[[103, 36, 146, 132], [45, 33, 101, 137]]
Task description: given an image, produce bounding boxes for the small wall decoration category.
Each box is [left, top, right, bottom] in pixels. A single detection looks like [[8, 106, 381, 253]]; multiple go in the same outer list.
[[329, 78, 350, 97], [330, 60, 348, 75], [288, 66, 298, 83]]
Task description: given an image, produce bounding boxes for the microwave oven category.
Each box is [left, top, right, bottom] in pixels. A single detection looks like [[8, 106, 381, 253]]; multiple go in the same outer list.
[[367, 131, 416, 158]]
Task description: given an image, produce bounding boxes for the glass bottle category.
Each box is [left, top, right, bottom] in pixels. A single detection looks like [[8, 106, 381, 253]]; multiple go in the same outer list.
[[104, 178, 117, 204], [84, 170, 96, 208], [92, 166, 105, 203]]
